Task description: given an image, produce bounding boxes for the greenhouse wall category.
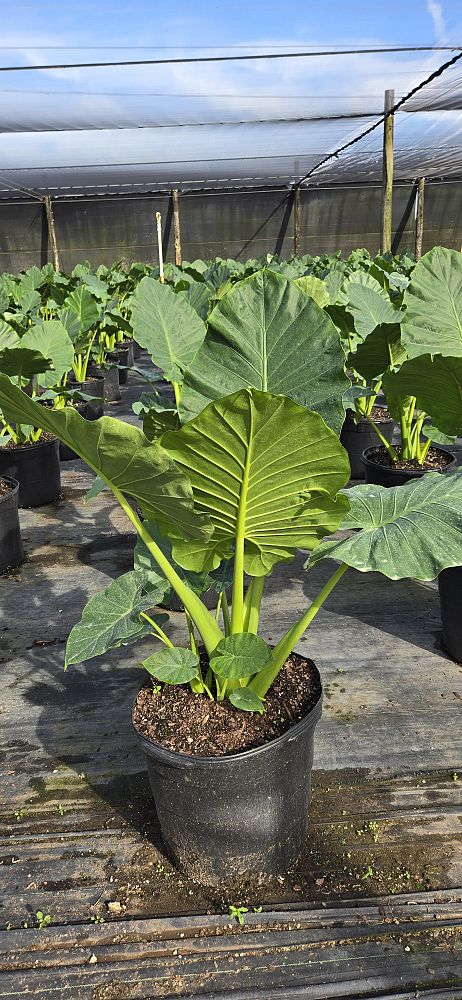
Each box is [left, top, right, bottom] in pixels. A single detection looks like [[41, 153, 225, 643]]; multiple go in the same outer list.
[[0, 180, 460, 271]]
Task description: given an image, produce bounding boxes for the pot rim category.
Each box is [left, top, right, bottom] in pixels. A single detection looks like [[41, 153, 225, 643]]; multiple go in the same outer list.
[[0, 436, 58, 456], [361, 444, 457, 476], [132, 663, 323, 767], [0, 475, 20, 503]]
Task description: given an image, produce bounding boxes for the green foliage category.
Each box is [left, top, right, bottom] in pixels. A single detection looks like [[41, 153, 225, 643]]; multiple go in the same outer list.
[[402, 246, 462, 357], [180, 269, 349, 434], [131, 276, 206, 382], [142, 647, 200, 685]]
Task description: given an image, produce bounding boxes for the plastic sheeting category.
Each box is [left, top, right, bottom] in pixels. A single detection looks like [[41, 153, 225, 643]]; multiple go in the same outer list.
[[1, 180, 461, 273]]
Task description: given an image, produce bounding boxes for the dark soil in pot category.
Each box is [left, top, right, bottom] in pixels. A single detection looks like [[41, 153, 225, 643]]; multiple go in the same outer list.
[[340, 405, 395, 480], [361, 444, 457, 487], [0, 434, 61, 507], [67, 375, 104, 420], [88, 364, 121, 403], [132, 652, 322, 885], [438, 566, 462, 663], [0, 476, 24, 573]]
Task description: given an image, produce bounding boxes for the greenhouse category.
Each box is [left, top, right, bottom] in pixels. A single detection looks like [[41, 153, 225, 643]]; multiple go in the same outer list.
[[0, 2, 461, 997]]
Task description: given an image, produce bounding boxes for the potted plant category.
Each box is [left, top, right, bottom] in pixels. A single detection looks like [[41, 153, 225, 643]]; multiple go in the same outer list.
[[0, 321, 75, 505], [2, 376, 462, 885]]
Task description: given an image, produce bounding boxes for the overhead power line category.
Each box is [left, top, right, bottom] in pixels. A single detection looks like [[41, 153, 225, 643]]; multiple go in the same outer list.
[[0, 45, 461, 72]]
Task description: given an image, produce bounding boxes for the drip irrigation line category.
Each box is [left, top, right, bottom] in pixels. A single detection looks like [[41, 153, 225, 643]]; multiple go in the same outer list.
[[0, 45, 461, 72], [296, 48, 462, 187]]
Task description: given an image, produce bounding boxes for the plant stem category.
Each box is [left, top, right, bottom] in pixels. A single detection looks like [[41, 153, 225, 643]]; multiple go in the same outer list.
[[139, 611, 173, 648], [221, 591, 231, 636], [243, 576, 265, 634], [250, 563, 349, 698], [171, 381, 181, 409], [364, 413, 398, 460], [231, 418, 252, 634]]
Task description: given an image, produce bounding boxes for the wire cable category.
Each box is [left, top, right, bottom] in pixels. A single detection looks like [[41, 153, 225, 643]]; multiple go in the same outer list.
[[0, 46, 461, 72]]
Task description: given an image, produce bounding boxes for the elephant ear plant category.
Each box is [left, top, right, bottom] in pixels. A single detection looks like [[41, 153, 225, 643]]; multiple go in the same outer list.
[[3, 374, 462, 883]]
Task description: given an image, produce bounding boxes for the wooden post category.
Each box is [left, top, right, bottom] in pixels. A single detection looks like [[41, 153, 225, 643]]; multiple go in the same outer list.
[[293, 186, 301, 256], [172, 189, 182, 266], [156, 211, 164, 282], [44, 195, 60, 272], [380, 89, 394, 254], [415, 177, 425, 260]]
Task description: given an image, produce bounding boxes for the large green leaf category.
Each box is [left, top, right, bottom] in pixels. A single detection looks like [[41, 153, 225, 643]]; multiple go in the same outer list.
[[348, 323, 406, 380], [345, 283, 401, 339], [65, 571, 167, 666], [402, 246, 462, 357], [0, 348, 53, 379], [21, 320, 74, 387], [163, 387, 350, 576], [307, 472, 462, 580], [179, 270, 348, 434], [294, 275, 330, 308], [382, 354, 462, 436], [210, 633, 272, 679], [176, 279, 212, 321], [0, 322, 19, 351], [62, 286, 100, 334], [0, 375, 211, 543], [131, 276, 206, 382]]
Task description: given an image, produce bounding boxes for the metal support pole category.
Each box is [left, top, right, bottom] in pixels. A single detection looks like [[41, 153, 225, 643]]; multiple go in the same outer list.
[[44, 195, 60, 272], [415, 177, 425, 260], [293, 186, 301, 256], [172, 189, 182, 266], [380, 89, 394, 254]]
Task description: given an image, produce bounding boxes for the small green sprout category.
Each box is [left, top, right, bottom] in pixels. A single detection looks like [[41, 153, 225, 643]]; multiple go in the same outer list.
[[229, 905, 248, 926], [90, 915, 105, 924], [14, 809, 25, 822], [361, 865, 374, 880], [253, 906, 263, 913], [56, 803, 65, 816], [453, 772, 459, 782], [36, 911, 52, 929]]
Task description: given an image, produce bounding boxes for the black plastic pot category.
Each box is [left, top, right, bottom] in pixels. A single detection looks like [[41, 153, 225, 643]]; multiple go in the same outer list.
[[340, 408, 395, 480], [133, 342, 142, 360], [112, 346, 130, 385], [0, 477, 24, 573], [361, 445, 457, 487], [68, 375, 104, 420], [134, 664, 322, 885], [0, 437, 61, 507], [438, 566, 462, 662], [119, 340, 134, 368], [88, 365, 121, 403]]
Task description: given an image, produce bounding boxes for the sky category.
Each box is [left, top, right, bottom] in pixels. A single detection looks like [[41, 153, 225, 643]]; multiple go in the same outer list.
[[0, 0, 462, 192]]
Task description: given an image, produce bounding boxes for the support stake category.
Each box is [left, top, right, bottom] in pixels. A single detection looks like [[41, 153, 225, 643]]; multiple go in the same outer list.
[[380, 89, 394, 254], [293, 186, 301, 256], [415, 176, 425, 260], [44, 195, 60, 272], [156, 211, 164, 282], [172, 189, 182, 266]]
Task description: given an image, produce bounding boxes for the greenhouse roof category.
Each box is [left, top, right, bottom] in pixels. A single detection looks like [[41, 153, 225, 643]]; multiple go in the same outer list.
[[1, 15, 462, 199]]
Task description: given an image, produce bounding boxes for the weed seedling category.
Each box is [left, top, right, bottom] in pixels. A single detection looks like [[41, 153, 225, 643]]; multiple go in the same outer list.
[[229, 905, 248, 926], [36, 911, 52, 929], [361, 865, 374, 880], [90, 915, 105, 924], [56, 803, 65, 816], [14, 809, 25, 822]]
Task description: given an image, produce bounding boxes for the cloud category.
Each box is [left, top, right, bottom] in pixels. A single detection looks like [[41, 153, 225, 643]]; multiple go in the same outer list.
[[427, 1, 446, 42]]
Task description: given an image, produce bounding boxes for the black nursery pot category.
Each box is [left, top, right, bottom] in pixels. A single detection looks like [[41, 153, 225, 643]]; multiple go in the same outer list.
[[133, 342, 142, 360], [438, 567, 462, 663], [88, 364, 121, 403], [112, 346, 130, 385], [361, 445, 457, 488], [340, 407, 395, 480], [68, 375, 104, 420], [119, 340, 134, 368], [0, 437, 60, 508], [134, 669, 322, 885], [0, 477, 24, 573]]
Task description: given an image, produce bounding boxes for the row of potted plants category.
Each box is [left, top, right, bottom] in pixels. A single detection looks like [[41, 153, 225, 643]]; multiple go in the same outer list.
[[0, 245, 461, 885]]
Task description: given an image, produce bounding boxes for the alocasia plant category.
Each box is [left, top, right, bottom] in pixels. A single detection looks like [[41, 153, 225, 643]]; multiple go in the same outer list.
[[2, 374, 462, 716]]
